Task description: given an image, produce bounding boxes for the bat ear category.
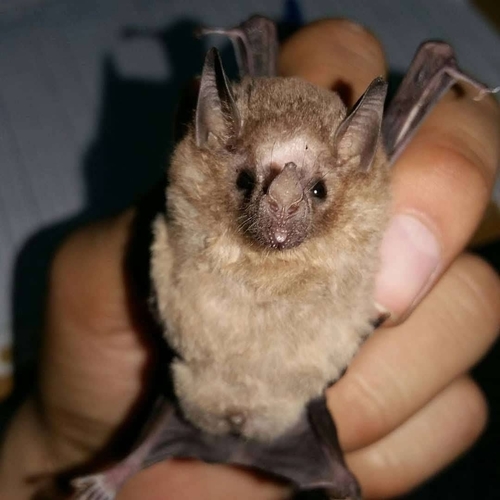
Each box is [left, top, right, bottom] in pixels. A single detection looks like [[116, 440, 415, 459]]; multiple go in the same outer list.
[[334, 77, 388, 171], [195, 48, 241, 148]]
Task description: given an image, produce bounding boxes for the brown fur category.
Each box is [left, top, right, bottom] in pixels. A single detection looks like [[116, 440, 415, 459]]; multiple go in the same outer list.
[[150, 77, 390, 441]]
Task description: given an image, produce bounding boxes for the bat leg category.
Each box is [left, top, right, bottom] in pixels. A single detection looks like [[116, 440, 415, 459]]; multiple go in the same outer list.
[[197, 15, 278, 78], [73, 397, 361, 499], [72, 446, 149, 500], [72, 402, 183, 499], [72, 469, 127, 500]]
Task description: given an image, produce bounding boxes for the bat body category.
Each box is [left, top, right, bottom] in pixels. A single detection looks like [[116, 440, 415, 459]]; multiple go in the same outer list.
[[153, 74, 389, 442], [73, 16, 493, 500]]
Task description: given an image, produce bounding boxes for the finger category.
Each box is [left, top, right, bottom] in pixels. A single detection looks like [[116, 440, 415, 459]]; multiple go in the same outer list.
[[40, 211, 148, 459], [348, 376, 487, 499], [328, 254, 500, 452], [279, 19, 387, 102], [117, 460, 290, 500], [375, 76, 500, 321]]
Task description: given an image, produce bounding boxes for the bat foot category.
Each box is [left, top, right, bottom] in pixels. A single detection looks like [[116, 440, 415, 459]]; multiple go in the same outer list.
[[72, 472, 117, 500]]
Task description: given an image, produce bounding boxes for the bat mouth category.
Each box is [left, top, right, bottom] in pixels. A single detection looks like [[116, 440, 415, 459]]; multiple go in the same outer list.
[[266, 223, 304, 250], [251, 197, 311, 250], [271, 226, 290, 248]]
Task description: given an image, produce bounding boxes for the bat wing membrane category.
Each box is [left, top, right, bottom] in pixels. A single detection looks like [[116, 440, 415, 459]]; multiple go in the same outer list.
[[383, 41, 493, 164], [199, 15, 278, 78], [73, 398, 361, 499]]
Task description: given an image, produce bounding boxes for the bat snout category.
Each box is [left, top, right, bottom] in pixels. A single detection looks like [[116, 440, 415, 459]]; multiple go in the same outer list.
[[258, 196, 310, 250]]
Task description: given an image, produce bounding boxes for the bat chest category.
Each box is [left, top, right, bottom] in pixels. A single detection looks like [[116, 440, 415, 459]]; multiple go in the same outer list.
[[159, 261, 372, 440]]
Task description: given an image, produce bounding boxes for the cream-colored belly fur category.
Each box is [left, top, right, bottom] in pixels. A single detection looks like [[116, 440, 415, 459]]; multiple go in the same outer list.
[[151, 215, 373, 441]]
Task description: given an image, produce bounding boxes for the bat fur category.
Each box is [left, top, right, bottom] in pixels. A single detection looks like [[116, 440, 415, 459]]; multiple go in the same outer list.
[[151, 76, 389, 441]]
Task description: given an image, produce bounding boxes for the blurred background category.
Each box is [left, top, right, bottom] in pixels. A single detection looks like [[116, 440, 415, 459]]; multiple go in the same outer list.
[[0, 0, 498, 498]]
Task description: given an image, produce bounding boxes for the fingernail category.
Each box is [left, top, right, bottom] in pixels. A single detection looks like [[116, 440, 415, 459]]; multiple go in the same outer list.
[[375, 214, 441, 319]]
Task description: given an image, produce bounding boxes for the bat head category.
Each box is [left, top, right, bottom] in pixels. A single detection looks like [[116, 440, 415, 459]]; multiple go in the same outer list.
[[169, 49, 389, 254]]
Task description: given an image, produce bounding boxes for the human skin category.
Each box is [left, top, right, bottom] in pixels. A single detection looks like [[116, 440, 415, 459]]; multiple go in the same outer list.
[[0, 19, 499, 500]]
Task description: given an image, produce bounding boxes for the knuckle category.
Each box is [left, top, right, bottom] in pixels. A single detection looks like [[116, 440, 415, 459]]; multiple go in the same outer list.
[[417, 93, 500, 183], [312, 18, 386, 71], [451, 254, 500, 328], [401, 141, 493, 245], [428, 140, 494, 200], [281, 18, 387, 87], [396, 140, 493, 250], [334, 369, 395, 445], [310, 18, 381, 48]]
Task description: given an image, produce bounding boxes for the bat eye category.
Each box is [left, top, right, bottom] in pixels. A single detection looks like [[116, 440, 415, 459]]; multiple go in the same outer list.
[[311, 180, 327, 200], [236, 170, 256, 194]]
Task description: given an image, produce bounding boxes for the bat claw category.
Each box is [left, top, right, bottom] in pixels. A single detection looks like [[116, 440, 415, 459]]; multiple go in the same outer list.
[[72, 472, 116, 500], [371, 311, 390, 329], [473, 85, 500, 101]]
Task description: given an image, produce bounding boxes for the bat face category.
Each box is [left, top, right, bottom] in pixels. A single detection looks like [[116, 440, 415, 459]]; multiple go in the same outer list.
[[233, 132, 341, 251], [222, 78, 350, 252], [168, 73, 389, 261]]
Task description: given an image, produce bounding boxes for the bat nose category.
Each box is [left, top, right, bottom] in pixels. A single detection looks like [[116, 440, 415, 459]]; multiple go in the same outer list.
[[267, 162, 303, 215], [268, 199, 300, 217]]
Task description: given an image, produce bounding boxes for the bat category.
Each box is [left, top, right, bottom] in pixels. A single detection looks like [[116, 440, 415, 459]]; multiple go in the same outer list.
[[72, 15, 494, 500]]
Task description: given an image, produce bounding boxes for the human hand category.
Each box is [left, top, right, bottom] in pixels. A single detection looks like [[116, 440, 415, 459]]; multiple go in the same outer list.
[[280, 20, 500, 498], [0, 19, 499, 500]]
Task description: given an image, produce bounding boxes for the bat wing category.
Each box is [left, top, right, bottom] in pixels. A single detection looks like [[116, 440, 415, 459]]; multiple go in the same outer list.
[[383, 41, 494, 165], [198, 15, 278, 78], [72, 397, 360, 500]]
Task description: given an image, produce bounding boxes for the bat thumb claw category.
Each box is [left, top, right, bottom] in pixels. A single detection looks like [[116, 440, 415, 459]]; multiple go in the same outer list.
[[72, 472, 116, 500], [473, 85, 500, 101]]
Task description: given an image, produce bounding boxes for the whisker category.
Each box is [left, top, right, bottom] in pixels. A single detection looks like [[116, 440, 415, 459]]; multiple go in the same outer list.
[[237, 212, 260, 234]]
